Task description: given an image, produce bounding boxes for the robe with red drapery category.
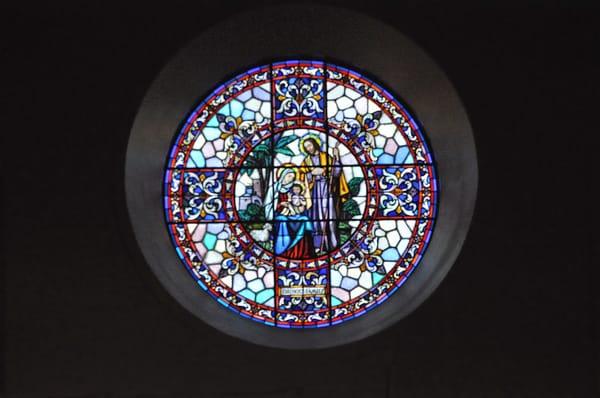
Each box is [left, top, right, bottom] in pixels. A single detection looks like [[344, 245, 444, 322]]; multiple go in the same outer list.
[[274, 192, 315, 259]]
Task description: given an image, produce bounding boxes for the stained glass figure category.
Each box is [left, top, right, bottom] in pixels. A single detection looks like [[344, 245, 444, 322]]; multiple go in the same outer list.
[[164, 61, 438, 327]]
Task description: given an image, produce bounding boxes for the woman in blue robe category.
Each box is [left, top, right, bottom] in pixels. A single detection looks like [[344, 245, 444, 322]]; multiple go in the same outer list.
[[264, 168, 315, 258]]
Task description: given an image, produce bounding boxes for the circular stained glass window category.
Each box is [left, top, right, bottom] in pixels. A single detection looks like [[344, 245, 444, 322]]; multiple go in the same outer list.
[[163, 61, 438, 327], [126, 6, 476, 347]]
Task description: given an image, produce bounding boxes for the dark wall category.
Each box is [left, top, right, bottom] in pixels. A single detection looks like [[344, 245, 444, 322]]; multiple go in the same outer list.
[[3, 3, 598, 397]]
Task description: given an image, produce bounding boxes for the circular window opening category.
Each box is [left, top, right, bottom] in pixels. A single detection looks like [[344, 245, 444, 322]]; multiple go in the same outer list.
[[126, 6, 476, 348]]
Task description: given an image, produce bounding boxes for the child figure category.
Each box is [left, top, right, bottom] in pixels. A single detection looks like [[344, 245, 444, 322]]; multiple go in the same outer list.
[[289, 183, 307, 214], [279, 181, 311, 216]]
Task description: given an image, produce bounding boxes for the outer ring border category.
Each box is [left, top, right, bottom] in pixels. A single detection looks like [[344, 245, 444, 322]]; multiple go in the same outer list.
[[165, 61, 437, 327], [125, 5, 477, 349]]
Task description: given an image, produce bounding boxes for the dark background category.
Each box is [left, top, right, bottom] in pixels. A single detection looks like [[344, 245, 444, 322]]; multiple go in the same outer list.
[[2, 2, 599, 397]]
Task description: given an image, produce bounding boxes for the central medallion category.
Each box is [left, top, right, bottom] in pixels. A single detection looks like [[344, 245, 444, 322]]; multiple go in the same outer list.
[[234, 128, 367, 259]]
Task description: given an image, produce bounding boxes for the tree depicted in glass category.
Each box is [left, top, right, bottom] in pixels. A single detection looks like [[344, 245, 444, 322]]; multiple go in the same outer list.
[[164, 61, 438, 328]]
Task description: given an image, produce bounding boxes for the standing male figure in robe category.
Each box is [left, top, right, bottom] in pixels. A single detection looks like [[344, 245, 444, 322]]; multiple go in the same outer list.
[[299, 136, 349, 254]]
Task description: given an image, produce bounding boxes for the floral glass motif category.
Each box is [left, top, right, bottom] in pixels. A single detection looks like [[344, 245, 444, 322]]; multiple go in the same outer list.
[[164, 61, 438, 327]]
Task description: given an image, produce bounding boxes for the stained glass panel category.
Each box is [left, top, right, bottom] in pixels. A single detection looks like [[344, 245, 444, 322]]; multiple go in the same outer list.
[[164, 60, 438, 327]]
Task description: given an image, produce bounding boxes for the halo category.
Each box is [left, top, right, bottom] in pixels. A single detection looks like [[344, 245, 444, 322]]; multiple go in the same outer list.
[[276, 163, 298, 180], [299, 134, 322, 155]]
